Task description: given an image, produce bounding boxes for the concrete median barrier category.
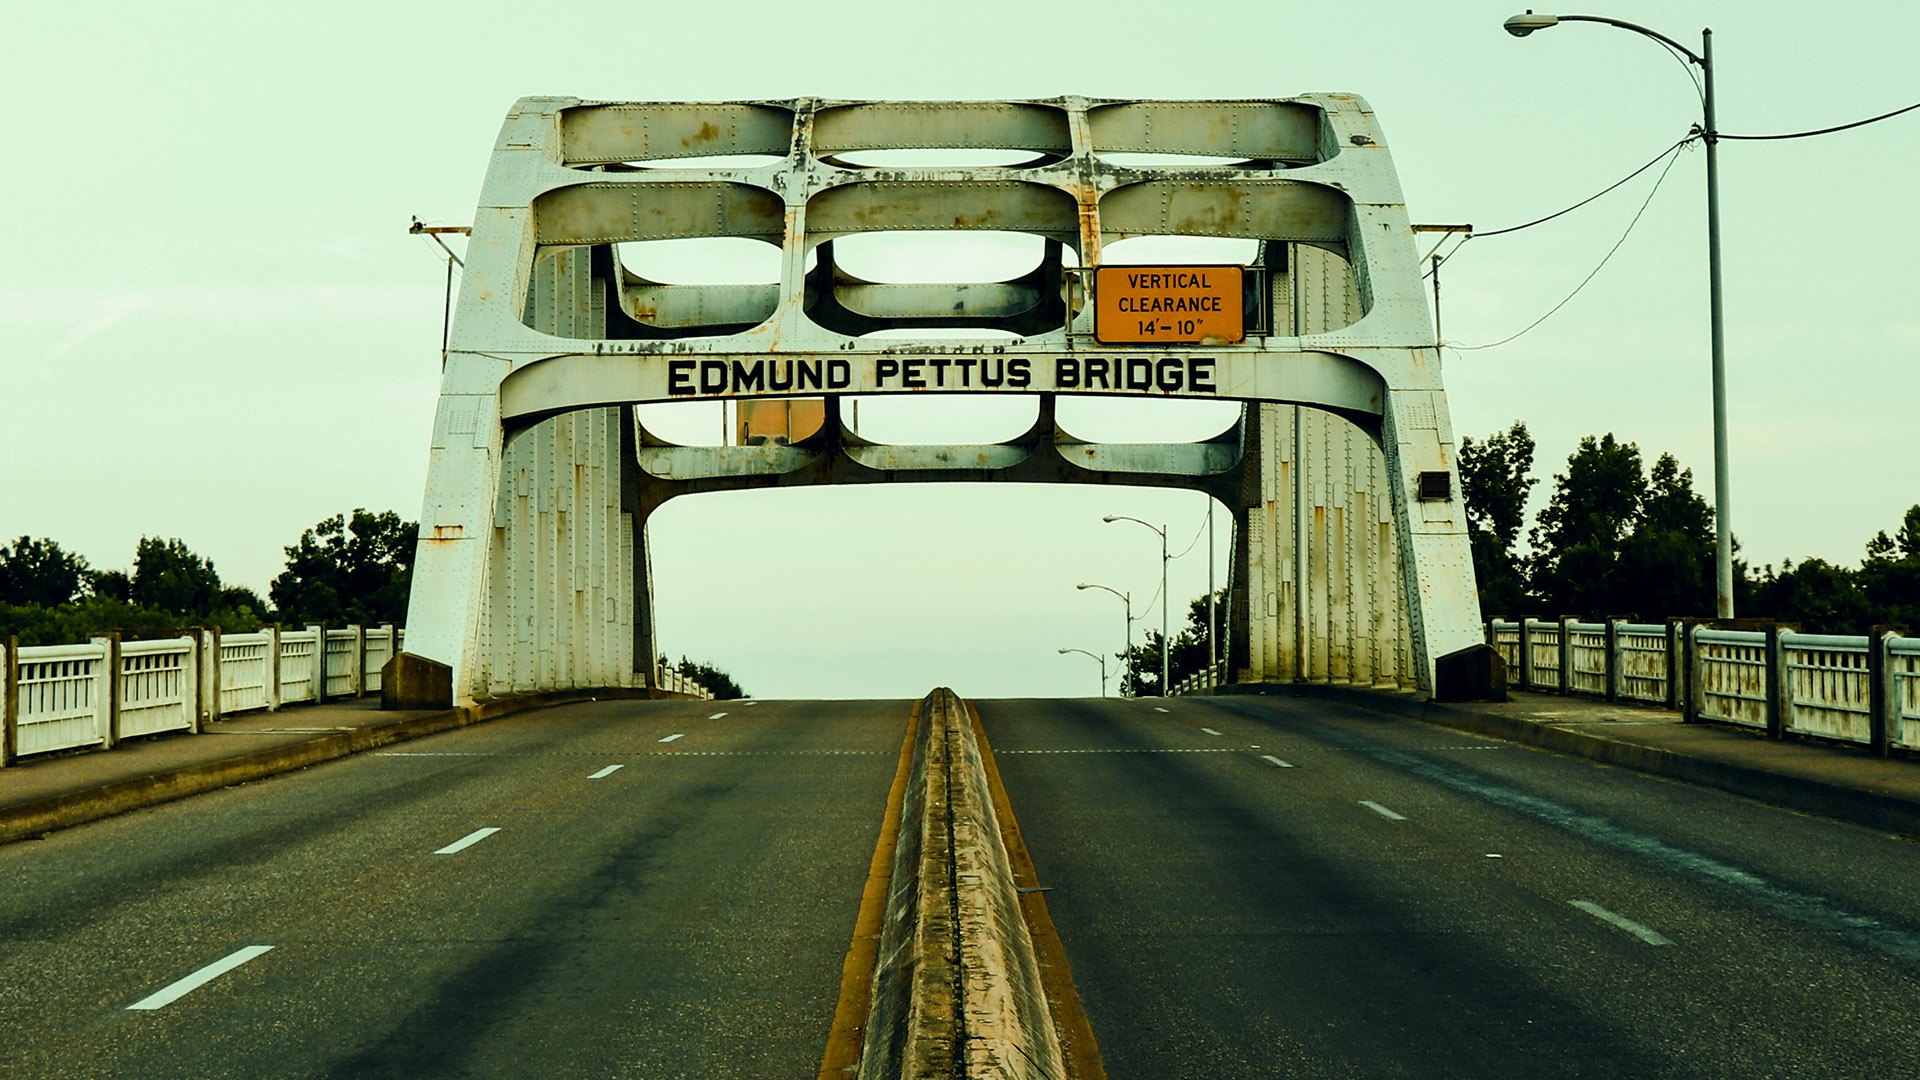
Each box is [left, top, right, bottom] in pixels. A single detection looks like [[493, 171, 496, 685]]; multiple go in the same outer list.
[[855, 688, 1066, 1080]]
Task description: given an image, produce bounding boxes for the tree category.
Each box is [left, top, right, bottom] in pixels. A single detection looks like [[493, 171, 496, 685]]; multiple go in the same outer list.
[[1529, 434, 1646, 615], [0, 536, 92, 607], [1458, 422, 1536, 614], [270, 510, 415, 626], [1120, 589, 1227, 696], [1616, 454, 1717, 618], [131, 537, 222, 616], [1856, 504, 1920, 631]]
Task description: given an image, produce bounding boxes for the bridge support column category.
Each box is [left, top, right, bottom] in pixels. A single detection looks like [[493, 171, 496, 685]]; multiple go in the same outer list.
[[1379, 382, 1485, 694]]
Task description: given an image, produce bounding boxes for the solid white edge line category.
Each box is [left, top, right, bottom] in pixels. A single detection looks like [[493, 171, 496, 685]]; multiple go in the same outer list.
[[659, 732, 685, 743], [1261, 755, 1294, 768], [587, 764, 625, 779], [1359, 800, 1406, 821], [1200, 727, 1222, 736], [127, 945, 275, 1011], [433, 826, 501, 855], [1570, 900, 1673, 946], [707, 712, 727, 720]]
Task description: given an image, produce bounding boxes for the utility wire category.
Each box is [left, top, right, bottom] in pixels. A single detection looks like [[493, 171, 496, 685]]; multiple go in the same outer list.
[[1720, 99, 1920, 140], [1475, 132, 1698, 239], [1170, 515, 1208, 560], [1452, 137, 1690, 352]]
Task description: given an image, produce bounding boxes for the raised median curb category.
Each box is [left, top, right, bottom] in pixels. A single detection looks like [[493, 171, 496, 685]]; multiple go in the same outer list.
[[1295, 684, 1920, 838], [0, 687, 670, 847], [850, 688, 1067, 1080]]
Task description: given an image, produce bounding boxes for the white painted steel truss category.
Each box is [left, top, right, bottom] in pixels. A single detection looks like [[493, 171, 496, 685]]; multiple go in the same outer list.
[[406, 95, 1483, 702]]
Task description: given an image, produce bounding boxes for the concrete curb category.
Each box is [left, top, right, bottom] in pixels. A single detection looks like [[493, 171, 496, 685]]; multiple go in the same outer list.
[[857, 689, 1065, 1080], [1296, 684, 1920, 837], [0, 688, 659, 847]]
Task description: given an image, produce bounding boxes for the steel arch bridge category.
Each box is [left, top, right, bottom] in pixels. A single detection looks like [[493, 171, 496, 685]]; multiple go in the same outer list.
[[397, 95, 1488, 704]]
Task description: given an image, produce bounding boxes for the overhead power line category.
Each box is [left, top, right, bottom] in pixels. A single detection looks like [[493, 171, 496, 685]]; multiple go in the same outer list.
[[1451, 138, 1690, 352], [1719, 99, 1920, 141]]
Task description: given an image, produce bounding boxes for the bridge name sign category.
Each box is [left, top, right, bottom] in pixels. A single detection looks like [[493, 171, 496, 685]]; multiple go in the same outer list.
[[664, 354, 1221, 397]]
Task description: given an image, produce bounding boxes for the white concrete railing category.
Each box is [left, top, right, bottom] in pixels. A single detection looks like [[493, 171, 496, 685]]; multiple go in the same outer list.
[[1488, 617, 1920, 756], [1169, 662, 1228, 697], [1, 625, 400, 767], [656, 667, 715, 700]]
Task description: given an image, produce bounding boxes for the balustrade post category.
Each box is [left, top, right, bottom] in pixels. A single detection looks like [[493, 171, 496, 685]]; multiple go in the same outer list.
[[95, 633, 121, 750], [1516, 618, 1533, 691], [1868, 626, 1902, 758], [1684, 623, 1703, 723], [1764, 624, 1786, 740], [309, 625, 326, 704], [182, 632, 202, 735], [380, 624, 396, 693], [351, 625, 367, 698], [266, 624, 282, 712], [1604, 619, 1621, 703], [2, 635, 17, 767], [205, 627, 224, 724], [1558, 616, 1574, 695], [1665, 619, 1685, 711]]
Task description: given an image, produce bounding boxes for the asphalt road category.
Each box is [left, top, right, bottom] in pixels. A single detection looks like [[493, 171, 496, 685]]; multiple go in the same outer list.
[[0, 697, 910, 1079], [977, 693, 1920, 1080]]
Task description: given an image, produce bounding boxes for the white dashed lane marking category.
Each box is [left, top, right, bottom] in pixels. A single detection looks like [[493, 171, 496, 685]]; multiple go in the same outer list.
[[1571, 900, 1673, 945], [433, 827, 501, 855], [659, 733, 685, 743], [1261, 755, 1294, 768], [1359, 801, 1406, 821], [587, 764, 624, 779], [127, 946, 274, 1011]]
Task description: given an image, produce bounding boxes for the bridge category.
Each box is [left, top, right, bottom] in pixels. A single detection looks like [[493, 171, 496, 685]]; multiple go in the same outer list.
[[5, 96, 1919, 1080], [395, 94, 1491, 707]]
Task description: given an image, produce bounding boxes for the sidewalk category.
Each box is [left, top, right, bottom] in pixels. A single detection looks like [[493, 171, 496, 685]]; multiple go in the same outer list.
[[0, 691, 652, 845], [1300, 685, 1920, 837]]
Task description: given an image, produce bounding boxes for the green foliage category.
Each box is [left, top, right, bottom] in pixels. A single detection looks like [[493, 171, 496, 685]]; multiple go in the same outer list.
[[132, 537, 223, 616], [1458, 422, 1536, 614], [0, 536, 91, 607], [671, 656, 746, 700], [1119, 589, 1226, 696], [1749, 504, 1920, 633], [1529, 434, 1646, 614], [270, 510, 415, 627]]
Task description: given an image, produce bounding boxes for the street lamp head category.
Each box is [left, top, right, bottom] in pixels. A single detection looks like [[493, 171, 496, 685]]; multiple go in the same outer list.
[[1100, 515, 1119, 523], [1504, 10, 1559, 36], [1075, 583, 1091, 590], [1057, 648, 1070, 654]]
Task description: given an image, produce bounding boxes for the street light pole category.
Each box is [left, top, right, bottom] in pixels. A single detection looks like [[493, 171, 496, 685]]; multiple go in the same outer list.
[[1075, 582, 1132, 696], [1504, 11, 1735, 617], [1103, 515, 1170, 696], [1058, 647, 1108, 697]]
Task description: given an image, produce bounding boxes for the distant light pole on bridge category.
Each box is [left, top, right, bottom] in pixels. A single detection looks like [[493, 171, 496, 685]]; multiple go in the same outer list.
[[1058, 648, 1109, 697], [1075, 582, 1132, 697], [1103, 515, 1170, 696], [1503, 10, 1736, 617]]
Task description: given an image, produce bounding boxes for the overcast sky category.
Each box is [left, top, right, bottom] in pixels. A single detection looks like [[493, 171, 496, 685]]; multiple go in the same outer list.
[[5, 1, 1916, 698]]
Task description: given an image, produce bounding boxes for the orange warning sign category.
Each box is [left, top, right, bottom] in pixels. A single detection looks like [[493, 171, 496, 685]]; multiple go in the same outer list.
[[1093, 265, 1244, 345]]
